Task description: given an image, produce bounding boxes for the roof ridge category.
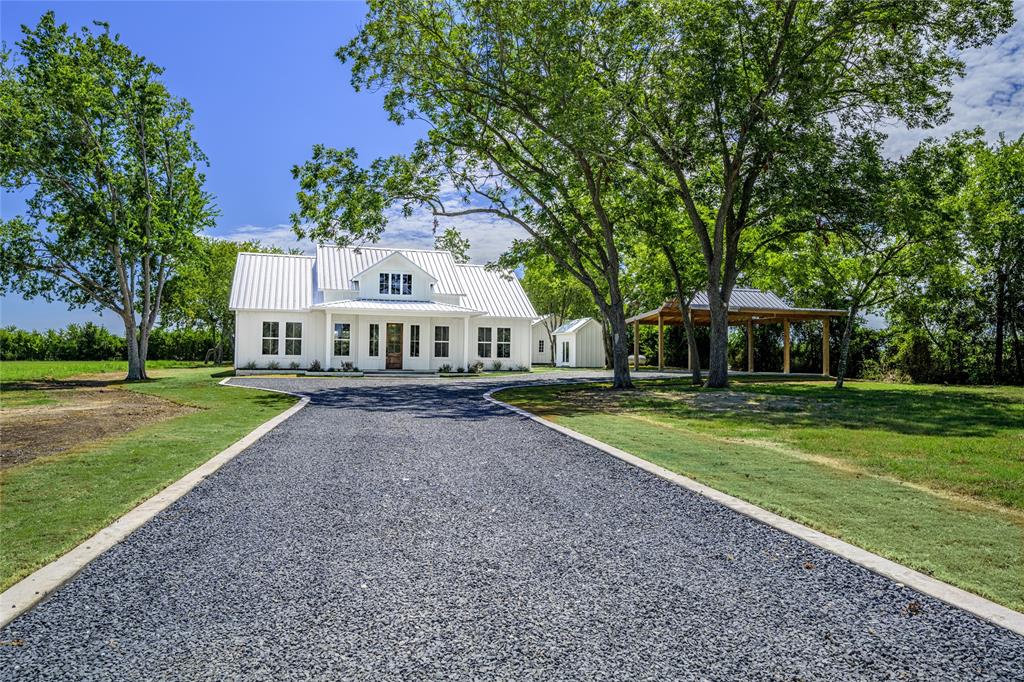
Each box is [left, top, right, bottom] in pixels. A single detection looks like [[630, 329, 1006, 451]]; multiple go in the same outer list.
[[318, 243, 455, 255], [237, 252, 315, 259]]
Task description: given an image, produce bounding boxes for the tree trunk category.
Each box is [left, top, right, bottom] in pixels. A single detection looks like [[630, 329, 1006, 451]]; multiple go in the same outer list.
[[138, 324, 151, 380], [834, 302, 860, 389], [705, 286, 729, 388], [601, 321, 614, 370], [124, 318, 143, 381], [680, 307, 702, 384], [995, 269, 1006, 382]]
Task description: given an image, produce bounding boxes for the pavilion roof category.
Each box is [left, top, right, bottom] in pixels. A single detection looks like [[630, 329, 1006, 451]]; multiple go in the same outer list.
[[627, 288, 846, 326]]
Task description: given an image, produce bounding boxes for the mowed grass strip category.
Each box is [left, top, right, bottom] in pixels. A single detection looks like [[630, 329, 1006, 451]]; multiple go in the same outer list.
[[0, 366, 296, 591], [498, 379, 1024, 611]]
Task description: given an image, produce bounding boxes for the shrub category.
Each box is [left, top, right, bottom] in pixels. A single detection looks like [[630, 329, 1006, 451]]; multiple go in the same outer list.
[[309, 359, 322, 372], [456, 366, 465, 373], [861, 358, 912, 384], [439, 363, 452, 373], [289, 361, 300, 370], [243, 360, 257, 370], [469, 361, 484, 374], [341, 361, 354, 371], [490, 360, 503, 371], [266, 360, 280, 370]]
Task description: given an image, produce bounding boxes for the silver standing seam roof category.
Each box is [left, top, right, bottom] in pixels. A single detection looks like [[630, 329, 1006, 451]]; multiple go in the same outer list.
[[552, 318, 595, 335], [229, 246, 538, 319]]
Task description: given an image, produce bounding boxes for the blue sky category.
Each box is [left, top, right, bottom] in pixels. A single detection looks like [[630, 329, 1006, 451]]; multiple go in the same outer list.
[[2, 0, 1023, 330]]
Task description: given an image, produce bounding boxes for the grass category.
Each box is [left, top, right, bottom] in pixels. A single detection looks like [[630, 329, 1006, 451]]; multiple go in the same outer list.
[[497, 378, 1024, 611], [0, 364, 297, 591], [0, 359, 200, 383]]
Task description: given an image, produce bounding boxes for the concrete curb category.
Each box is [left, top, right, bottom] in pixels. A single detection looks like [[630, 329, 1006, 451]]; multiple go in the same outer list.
[[484, 386, 1024, 637], [0, 379, 308, 629]]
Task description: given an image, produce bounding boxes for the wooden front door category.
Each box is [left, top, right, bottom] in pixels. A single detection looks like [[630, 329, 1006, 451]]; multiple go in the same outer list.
[[386, 323, 403, 369]]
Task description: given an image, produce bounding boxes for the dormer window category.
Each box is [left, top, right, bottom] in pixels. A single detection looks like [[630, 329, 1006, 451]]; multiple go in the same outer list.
[[378, 272, 413, 295]]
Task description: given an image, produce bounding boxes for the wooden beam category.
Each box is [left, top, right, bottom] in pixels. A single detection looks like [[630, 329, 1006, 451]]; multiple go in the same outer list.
[[783, 318, 791, 374], [633, 320, 640, 370], [657, 312, 664, 370], [822, 317, 830, 376], [746, 318, 754, 372]]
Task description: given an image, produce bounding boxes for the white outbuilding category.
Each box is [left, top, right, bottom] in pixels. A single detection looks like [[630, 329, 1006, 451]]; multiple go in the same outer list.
[[552, 317, 606, 368]]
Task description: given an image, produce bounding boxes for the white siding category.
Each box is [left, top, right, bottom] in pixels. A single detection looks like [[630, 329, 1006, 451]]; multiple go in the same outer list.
[[234, 310, 324, 369], [553, 318, 605, 368]]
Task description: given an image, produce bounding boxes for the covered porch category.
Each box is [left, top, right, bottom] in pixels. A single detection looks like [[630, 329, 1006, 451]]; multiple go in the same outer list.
[[626, 289, 846, 375]]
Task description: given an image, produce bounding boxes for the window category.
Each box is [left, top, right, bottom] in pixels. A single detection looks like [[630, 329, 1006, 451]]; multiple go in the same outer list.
[[538, 339, 545, 354], [434, 326, 449, 357], [379, 272, 413, 295], [410, 324, 420, 357], [261, 322, 279, 355], [477, 327, 492, 358], [497, 327, 511, 358], [284, 322, 302, 355], [562, 341, 569, 363], [369, 323, 379, 356], [334, 323, 350, 356]]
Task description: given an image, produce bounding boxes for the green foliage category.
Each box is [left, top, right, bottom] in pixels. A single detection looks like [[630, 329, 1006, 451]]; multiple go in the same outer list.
[[0, 324, 223, 362], [433, 226, 471, 263], [0, 12, 216, 380]]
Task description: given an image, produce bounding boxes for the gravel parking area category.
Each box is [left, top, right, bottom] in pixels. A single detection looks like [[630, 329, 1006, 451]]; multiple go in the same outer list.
[[2, 373, 1022, 680]]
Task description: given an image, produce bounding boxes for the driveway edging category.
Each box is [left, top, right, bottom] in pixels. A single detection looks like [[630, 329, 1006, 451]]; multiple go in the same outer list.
[[0, 378, 308, 629], [484, 386, 1024, 637]]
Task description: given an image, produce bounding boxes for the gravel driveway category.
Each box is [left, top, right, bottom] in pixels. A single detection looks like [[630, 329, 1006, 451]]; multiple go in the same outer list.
[[2, 373, 1022, 680]]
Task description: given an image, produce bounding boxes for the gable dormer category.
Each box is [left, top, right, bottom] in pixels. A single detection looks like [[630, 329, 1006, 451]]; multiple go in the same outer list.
[[351, 251, 437, 300]]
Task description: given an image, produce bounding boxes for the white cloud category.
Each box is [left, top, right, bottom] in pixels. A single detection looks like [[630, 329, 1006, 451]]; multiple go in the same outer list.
[[883, 1, 1024, 156]]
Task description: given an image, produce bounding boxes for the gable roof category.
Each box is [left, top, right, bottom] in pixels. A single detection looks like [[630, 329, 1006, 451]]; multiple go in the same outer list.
[[552, 318, 596, 335], [316, 245, 463, 295], [456, 264, 537, 318], [349, 251, 438, 285], [229, 253, 314, 311]]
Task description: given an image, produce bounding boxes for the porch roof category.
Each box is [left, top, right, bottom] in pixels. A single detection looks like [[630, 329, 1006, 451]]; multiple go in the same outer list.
[[626, 288, 846, 326], [312, 299, 485, 316]]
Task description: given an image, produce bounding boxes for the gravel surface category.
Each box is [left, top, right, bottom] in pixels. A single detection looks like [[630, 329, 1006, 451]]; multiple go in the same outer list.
[[2, 373, 1022, 680]]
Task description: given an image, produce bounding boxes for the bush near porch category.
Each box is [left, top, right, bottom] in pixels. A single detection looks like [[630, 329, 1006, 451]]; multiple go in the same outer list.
[[497, 378, 1024, 611]]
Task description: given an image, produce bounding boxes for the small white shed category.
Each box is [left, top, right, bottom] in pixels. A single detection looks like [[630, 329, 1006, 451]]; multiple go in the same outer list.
[[552, 317, 606, 368], [530, 314, 560, 365]]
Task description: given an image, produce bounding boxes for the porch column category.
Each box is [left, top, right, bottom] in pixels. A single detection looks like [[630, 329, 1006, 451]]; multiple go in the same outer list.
[[462, 316, 470, 370], [783, 318, 791, 374], [324, 311, 333, 370], [633, 320, 639, 370], [822, 317, 830, 376], [746, 318, 754, 373], [657, 312, 664, 370]]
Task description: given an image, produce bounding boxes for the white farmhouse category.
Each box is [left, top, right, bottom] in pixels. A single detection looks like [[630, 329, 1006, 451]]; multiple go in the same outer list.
[[552, 317, 606, 368], [229, 246, 537, 372]]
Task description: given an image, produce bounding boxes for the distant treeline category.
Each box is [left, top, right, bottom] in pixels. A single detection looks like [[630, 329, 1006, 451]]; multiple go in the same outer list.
[[0, 324, 229, 362]]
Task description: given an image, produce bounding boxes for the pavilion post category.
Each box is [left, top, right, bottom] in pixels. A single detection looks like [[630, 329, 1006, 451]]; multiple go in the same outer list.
[[783, 318, 791, 374], [633, 320, 640, 370], [746, 318, 754, 373], [657, 312, 664, 370], [822, 317, 830, 376]]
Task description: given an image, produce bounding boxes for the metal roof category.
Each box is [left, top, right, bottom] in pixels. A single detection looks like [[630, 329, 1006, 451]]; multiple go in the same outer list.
[[229, 253, 315, 311], [230, 245, 538, 318], [626, 288, 846, 325], [552, 318, 595, 335], [312, 299, 483, 315], [456, 264, 538, 319], [316, 245, 463, 295], [692, 288, 790, 310]]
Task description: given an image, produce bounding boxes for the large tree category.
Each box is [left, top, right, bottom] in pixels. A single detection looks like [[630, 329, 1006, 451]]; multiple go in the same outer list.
[[0, 13, 215, 380], [519, 252, 596, 364], [606, 0, 1013, 386], [292, 2, 649, 388]]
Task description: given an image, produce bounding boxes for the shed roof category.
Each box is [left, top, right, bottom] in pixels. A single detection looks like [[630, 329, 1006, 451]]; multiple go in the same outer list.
[[229, 253, 315, 311], [552, 318, 595, 335]]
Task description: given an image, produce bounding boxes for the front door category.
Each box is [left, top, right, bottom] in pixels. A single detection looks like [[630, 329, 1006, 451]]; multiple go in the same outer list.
[[386, 323, 403, 369]]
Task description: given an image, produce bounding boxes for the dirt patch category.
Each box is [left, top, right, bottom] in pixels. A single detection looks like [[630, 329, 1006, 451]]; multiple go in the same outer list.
[[552, 385, 822, 416], [1, 382, 197, 469]]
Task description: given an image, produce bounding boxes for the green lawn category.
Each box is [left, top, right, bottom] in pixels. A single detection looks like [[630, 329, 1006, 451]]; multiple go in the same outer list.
[[497, 378, 1024, 611], [0, 359, 201, 383], [0, 364, 296, 590]]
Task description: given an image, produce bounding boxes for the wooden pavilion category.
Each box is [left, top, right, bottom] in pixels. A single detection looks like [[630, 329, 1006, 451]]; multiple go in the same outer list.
[[626, 288, 847, 375]]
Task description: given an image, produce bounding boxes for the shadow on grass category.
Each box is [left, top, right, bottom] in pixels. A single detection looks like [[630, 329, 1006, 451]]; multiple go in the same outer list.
[[502, 378, 1024, 439]]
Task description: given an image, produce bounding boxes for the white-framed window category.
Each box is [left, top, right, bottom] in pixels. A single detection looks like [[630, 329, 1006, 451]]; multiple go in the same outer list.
[[562, 341, 569, 363], [261, 322, 279, 355], [369, 323, 380, 356], [477, 327, 492, 358], [434, 326, 449, 357], [496, 327, 511, 358], [285, 322, 302, 355], [334, 323, 351, 356], [538, 339, 544, 354], [410, 324, 420, 357], [378, 272, 413, 295]]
